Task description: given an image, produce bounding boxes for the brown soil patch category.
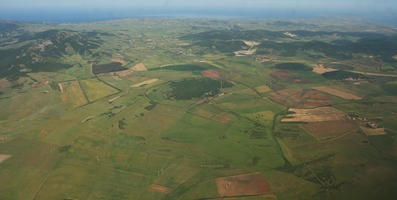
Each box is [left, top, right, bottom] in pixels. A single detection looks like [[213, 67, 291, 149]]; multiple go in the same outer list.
[[282, 107, 346, 123], [313, 86, 361, 100], [0, 154, 11, 164], [202, 70, 222, 79], [360, 126, 387, 136], [270, 70, 310, 84], [255, 85, 271, 93], [268, 89, 333, 109], [148, 184, 170, 194], [312, 65, 337, 74], [0, 136, 5, 141], [302, 121, 357, 140], [349, 70, 397, 78], [216, 172, 271, 197]]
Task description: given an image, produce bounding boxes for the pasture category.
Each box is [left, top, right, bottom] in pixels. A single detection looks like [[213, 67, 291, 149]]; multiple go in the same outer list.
[[80, 78, 120, 102], [59, 80, 88, 107]]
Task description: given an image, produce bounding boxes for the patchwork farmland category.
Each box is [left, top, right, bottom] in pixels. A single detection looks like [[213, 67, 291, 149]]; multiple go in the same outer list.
[[1, 18, 397, 200]]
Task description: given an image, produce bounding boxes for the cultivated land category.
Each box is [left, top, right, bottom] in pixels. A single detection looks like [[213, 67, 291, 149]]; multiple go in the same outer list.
[[313, 86, 362, 100], [0, 18, 397, 200], [282, 107, 346, 122]]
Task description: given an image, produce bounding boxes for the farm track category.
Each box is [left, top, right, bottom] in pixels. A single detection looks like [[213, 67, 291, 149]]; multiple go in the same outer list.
[[348, 70, 397, 78], [77, 79, 90, 103]]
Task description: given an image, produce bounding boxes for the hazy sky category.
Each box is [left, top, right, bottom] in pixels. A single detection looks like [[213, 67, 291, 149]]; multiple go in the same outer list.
[[1, 0, 396, 11]]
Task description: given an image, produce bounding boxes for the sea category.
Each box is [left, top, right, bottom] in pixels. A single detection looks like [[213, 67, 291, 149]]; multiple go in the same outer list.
[[0, 7, 396, 25]]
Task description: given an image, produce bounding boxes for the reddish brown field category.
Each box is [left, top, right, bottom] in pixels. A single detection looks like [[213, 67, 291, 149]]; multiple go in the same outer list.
[[202, 70, 222, 79], [302, 121, 357, 140], [148, 184, 170, 194], [216, 172, 271, 197], [270, 70, 310, 83], [268, 89, 333, 108]]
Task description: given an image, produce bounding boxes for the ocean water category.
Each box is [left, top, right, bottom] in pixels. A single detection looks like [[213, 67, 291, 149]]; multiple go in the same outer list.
[[0, 7, 395, 25]]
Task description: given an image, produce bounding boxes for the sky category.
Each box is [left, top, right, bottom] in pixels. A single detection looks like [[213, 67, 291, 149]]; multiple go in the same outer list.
[[1, 0, 396, 11]]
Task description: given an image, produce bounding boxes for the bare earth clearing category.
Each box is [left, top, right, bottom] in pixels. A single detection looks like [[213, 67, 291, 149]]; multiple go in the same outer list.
[[312, 65, 338, 74], [235, 40, 260, 56], [0, 154, 11, 164], [282, 107, 346, 122], [243, 40, 260, 47], [234, 49, 257, 56], [116, 63, 147, 77], [216, 172, 271, 197], [131, 79, 159, 88], [283, 32, 297, 37], [313, 86, 362, 100]]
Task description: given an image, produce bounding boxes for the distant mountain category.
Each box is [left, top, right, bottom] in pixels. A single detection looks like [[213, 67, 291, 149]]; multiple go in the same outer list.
[[0, 21, 20, 36]]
